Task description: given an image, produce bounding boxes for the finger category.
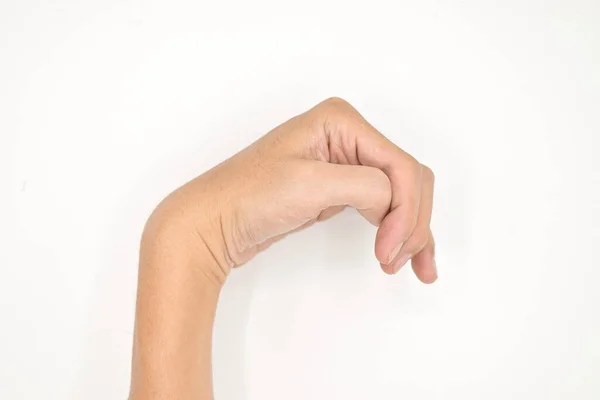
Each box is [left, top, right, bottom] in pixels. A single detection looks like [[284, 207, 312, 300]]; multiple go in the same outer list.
[[355, 131, 423, 265], [381, 164, 434, 275], [301, 161, 392, 226], [411, 230, 437, 283], [312, 98, 426, 265], [241, 160, 389, 248], [374, 158, 422, 265]]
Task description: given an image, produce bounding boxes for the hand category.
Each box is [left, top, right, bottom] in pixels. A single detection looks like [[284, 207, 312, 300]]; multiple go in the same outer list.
[[153, 97, 437, 283], [131, 97, 437, 399]]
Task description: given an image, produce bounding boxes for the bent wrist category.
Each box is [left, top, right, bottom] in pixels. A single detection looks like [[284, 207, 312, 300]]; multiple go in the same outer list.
[[141, 192, 231, 287], [132, 195, 223, 399]]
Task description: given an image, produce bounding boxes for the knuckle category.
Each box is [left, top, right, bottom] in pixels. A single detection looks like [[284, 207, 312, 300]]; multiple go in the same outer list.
[[322, 96, 351, 108], [403, 155, 422, 180], [421, 164, 435, 184], [413, 159, 423, 176], [314, 97, 354, 119]]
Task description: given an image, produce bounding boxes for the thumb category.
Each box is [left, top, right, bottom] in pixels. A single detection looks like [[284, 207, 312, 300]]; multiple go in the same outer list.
[[307, 161, 392, 226]]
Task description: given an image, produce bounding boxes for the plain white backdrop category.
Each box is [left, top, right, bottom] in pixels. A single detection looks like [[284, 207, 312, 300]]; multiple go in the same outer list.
[[1, 1, 599, 399]]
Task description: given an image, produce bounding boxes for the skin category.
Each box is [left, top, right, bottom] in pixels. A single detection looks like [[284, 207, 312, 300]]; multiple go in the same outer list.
[[129, 97, 437, 399]]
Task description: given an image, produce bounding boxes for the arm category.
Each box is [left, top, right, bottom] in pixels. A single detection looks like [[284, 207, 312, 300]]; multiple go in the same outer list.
[[129, 201, 222, 398], [129, 97, 437, 399]]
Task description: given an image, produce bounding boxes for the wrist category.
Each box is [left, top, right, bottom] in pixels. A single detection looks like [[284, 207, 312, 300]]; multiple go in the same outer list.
[[132, 194, 223, 399], [142, 191, 231, 287]]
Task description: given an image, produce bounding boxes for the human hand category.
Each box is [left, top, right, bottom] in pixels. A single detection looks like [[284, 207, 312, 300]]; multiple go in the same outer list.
[[150, 97, 437, 284], [131, 97, 438, 398]]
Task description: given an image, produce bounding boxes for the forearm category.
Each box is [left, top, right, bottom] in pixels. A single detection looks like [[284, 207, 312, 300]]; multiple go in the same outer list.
[[129, 201, 223, 399]]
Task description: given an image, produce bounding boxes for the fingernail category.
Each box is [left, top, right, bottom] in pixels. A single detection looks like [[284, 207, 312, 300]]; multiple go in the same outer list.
[[392, 253, 411, 274], [432, 258, 438, 277], [388, 242, 404, 264]]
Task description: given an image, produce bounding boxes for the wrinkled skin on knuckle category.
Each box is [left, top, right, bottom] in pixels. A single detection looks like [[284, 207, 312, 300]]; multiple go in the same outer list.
[[312, 97, 356, 131], [307, 97, 368, 165]]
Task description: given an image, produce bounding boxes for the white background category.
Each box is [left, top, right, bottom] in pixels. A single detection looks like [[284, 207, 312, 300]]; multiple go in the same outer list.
[[1, 1, 599, 399]]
